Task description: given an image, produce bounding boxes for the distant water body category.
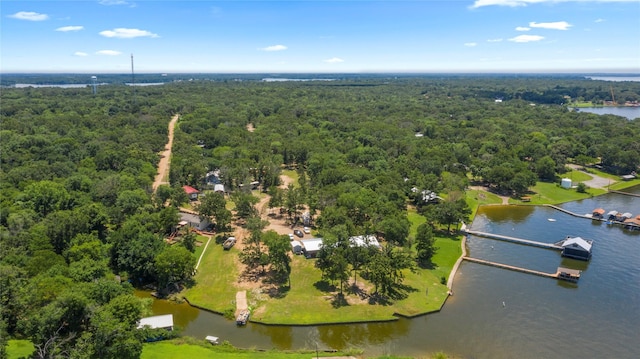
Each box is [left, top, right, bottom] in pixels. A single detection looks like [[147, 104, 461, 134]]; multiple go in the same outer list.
[[586, 76, 640, 82], [573, 106, 640, 120]]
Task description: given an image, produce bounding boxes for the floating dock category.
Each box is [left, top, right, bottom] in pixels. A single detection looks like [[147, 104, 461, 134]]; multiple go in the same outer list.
[[462, 257, 580, 282], [463, 229, 562, 250]]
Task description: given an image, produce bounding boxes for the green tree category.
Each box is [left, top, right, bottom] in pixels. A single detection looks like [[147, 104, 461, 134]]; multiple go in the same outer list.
[[154, 246, 196, 291], [415, 223, 437, 266], [263, 231, 291, 284], [535, 155, 556, 181]]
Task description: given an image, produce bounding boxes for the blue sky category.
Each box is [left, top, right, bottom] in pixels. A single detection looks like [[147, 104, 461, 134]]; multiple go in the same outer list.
[[2, 0, 639, 73]]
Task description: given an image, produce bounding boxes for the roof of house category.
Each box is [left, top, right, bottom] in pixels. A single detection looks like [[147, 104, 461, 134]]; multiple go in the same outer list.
[[290, 240, 302, 249], [562, 236, 592, 252], [137, 314, 174, 329], [349, 235, 381, 248], [182, 185, 200, 194], [180, 212, 203, 224], [300, 238, 323, 252]]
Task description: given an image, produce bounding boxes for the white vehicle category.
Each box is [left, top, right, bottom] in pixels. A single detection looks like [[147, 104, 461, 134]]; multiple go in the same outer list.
[[303, 227, 311, 234], [288, 233, 295, 240]]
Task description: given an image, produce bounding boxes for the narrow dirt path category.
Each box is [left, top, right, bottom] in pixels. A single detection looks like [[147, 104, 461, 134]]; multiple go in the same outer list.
[[153, 114, 180, 192]]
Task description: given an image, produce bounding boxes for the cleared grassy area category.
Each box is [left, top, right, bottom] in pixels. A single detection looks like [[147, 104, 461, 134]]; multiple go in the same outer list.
[[281, 169, 300, 188], [142, 338, 359, 359], [513, 182, 598, 205], [7, 340, 34, 359], [185, 206, 460, 325], [183, 242, 239, 315], [465, 189, 503, 217]]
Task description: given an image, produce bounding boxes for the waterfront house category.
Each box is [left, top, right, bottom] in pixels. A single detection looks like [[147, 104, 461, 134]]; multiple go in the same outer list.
[[592, 208, 605, 219], [300, 238, 323, 258], [137, 314, 174, 331], [183, 185, 200, 201], [561, 236, 593, 261]]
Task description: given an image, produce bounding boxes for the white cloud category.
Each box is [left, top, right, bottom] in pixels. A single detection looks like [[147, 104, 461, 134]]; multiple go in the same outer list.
[[74, 52, 88, 57], [100, 28, 159, 38], [8, 11, 49, 21], [487, 38, 503, 42], [96, 50, 122, 56], [509, 34, 545, 42], [99, 0, 131, 5], [464, 42, 478, 47], [56, 26, 84, 32], [471, 0, 637, 9], [516, 26, 531, 31], [260, 45, 287, 51], [324, 57, 344, 63], [595, 18, 606, 23], [529, 21, 572, 30]]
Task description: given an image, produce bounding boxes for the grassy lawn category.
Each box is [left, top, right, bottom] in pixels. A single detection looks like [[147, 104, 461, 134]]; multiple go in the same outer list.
[[6, 340, 34, 359], [465, 189, 503, 217], [184, 206, 460, 325], [183, 242, 239, 316], [281, 169, 300, 187], [514, 182, 600, 205]]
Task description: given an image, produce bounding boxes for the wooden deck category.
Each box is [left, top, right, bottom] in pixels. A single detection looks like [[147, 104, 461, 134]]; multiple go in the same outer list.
[[463, 257, 579, 282], [463, 229, 563, 250]]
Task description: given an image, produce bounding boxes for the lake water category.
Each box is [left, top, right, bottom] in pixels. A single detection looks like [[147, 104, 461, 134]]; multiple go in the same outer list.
[[574, 106, 640, 120], [140, 186, 640, 358]]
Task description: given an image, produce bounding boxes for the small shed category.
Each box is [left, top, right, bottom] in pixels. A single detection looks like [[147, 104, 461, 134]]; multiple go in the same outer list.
[[137, 314, 174, 331], [561, 178, 572, 189], [183, 185, 200, 200], [592, 208, 605, 219], [300, 238, 323, 258], [213, 184, 225, 193], [561, 236, 593, 261], [290, 240, 303, 255]]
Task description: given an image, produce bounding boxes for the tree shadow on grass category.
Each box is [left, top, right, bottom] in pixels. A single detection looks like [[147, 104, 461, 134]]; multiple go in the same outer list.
[[313, 280, 336, 293], [331, 293, 349, 308]]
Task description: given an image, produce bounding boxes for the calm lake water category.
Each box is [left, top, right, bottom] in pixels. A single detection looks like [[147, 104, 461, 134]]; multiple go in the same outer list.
[[140, 186, 640, 358], [574, 106, 640, 120]]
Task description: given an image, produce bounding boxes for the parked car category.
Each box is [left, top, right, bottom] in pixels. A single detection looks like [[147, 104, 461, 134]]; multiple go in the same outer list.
[[223, 237, 236, 250], [303, 227, 311, 234], [288, 233, 295, 240], [294, 229, 304, 238]]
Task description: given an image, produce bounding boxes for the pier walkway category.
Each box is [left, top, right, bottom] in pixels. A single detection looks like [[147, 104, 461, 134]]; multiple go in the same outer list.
[[462, 257, 559, 279], [609, 190, 640, 198], [463, 229, 562, 250]]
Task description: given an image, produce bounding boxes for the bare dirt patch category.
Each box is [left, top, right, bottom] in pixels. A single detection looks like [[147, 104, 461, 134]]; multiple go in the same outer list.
[[246, 123, 255, 132]]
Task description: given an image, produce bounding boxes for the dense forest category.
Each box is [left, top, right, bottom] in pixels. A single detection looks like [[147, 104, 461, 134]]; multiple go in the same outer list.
[[1, 75, 639, 358]]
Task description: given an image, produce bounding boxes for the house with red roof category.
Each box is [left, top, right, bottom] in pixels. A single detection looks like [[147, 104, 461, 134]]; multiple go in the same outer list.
[[182, 185, 200, 201]]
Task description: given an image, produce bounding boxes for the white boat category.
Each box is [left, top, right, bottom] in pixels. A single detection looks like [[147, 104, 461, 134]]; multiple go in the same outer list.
[[205, 335, 219, 345]]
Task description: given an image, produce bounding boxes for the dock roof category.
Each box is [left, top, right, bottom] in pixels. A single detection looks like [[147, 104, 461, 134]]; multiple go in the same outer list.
[[562, 236, 592, 252], [137, 314, 174, 330], [592, 208, 605, 215]]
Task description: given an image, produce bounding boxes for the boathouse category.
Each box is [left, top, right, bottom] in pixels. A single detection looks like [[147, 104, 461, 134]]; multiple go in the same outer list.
[[557, 267, 581, 282], [592, 208, 605, 219], [607, 210, 618, 221], [560, 236, 593, 261], [623, 218, 640, 230], [137, 314, 174, 331]]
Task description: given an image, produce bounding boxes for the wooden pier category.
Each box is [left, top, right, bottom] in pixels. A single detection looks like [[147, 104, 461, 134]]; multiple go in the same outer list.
[[462, 257, 579, 282], [609, 190, 640, 198], [463, 229, 562, 250]]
